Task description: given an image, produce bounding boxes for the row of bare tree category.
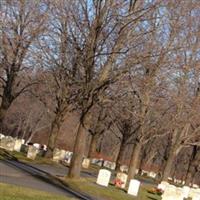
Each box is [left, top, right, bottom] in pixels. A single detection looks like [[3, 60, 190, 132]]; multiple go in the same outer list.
[[0, 0, 200, 184]]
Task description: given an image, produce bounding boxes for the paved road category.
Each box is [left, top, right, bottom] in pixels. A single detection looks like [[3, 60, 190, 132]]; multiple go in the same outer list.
[[0, 160, 98, 200]]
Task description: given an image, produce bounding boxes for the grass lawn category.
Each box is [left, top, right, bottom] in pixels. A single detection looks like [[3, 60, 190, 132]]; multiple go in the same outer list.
[[0, 183, 75, 200], [63, 177, 162, 200], [0, 148, 161, 200]]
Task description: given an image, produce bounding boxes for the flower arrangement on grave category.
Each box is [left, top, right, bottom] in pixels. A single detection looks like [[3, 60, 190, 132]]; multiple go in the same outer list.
[[114, 178, 124, 188], [147, 187, 163, 196]]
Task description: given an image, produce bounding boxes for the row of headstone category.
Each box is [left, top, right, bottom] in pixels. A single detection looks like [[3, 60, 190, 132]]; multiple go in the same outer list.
[[103, 160, 116, 170], [0, 134, 48, 161], [96, 169, 141, 196], [53, 148, 73, 163], [91, 158, 104, 167], [158, 181, 200, 200], [0, 136, 16, 151]]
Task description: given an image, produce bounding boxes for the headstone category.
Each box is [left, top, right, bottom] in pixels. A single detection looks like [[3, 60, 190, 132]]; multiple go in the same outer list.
[[103, 161, 116, 170], [193, 184, 199, 189], [116, 172, 128, 189], [42, 144, 47, 151], [82, 158, 90, 169], [148, 171, 157, 178], [21, 144, 28, 153], [175, 187, 185, 200], [162, 185, 185, 200], [162, 185, 177, 200], [182, 186, 190, 199], [141, 170, 149, 176], [120, 165, 128, 173], [0, 133, 5, 140], [59, 149, 66, 160], [14, 139, 23, 152], [53, 148, 61, 162], [65, 151, 73, 164], [0, 136, 15, 151], [96, 169, 111, 187], [27, 145, 38, 160], [127, 179, 141, 196], [189, 188, 200, 200], [158, 181, 170, 191], [52, 149, 66, 162], [92, 158, 104, 167], [33, 143, 40, 149]]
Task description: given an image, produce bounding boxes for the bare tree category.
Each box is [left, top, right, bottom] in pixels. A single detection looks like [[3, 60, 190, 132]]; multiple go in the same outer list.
[[0, 0, 48, 130]]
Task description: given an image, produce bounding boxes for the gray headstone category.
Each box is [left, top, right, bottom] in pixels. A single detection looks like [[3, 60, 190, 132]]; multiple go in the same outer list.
[[14, 139, 23, 152], [0, 136, 15, 151], [82, 158, 90, 169], [27, 145, 38, 160]]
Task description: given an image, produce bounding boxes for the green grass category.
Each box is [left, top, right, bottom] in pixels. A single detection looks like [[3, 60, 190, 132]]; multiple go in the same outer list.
[[0, 183, 75, 200], [0, 148, 58, 166], [62, 177, 161, 200]]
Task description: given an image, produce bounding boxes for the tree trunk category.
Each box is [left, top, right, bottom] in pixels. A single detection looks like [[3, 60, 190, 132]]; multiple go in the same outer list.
[[0, 107, 8, 132], [115, 138, 126, 172], [45, 121, 60, 158], [68, 121, 87, 179], [185, 146, 198, 186], [88, 134, 98, 158], [127, 142, 142, 184], [162, 147, 177, 182]]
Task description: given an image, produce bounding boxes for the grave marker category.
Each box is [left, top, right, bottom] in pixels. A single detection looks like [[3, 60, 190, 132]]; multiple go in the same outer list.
[[96, 169, 111, 187]]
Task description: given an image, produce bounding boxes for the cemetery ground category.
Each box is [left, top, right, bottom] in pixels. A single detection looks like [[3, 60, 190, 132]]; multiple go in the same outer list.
[[0, 148, 161, 200]]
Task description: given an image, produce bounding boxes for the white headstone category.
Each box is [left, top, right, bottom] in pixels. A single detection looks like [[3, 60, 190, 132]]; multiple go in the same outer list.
[[158, 181, 170, 191], [43, 144, 47, 151], [182, 186, 190, 199], [96, 169, 111, 187], [128, 179, 141, 196], [59, 149, 66, 160], [82, 158, 90, 169], [148, 171, 157, 178], [116, 172, 128, 189], [193, 184, 199, 189], [33, 143, 40, 149], [162, 185, 177, 200], [0, 133, 5, 139], [162, 185, 185, 200], [27, 146, 38, 160], [14, 139, 23, 152], [189, 188, 200, 200], [120, 165, 128, 173]]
